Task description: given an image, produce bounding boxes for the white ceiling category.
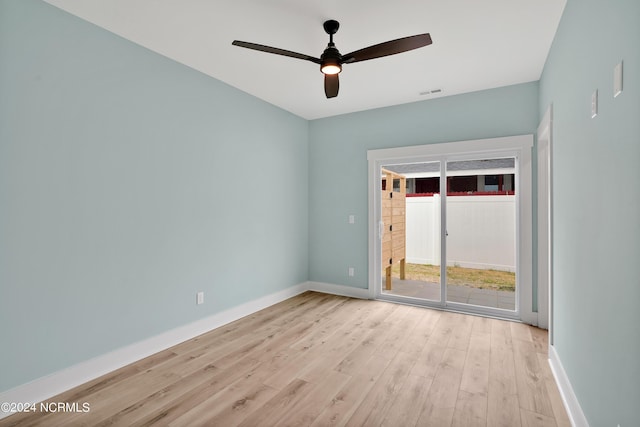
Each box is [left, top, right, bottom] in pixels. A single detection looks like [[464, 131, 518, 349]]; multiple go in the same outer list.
[[43, 0, 566, 120]]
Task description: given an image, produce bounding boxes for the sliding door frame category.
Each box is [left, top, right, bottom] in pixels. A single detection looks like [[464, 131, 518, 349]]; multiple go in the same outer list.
[[367, 135, 536, 324]]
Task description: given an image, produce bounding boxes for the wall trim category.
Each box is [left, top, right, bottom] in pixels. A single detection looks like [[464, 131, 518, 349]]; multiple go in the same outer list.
[[536, 104, 553, 332], [548, 345, 589, 427], [306, 281, 372, 299], [0, 282, 308, 420]]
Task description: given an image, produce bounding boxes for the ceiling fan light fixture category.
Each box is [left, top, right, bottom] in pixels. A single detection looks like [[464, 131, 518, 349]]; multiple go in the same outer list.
[[321, 61, 342, 75]]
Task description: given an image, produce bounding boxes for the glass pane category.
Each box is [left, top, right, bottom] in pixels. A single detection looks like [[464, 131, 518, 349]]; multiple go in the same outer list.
[[445, 158, 516, 310], [381, 162, 441, 302]]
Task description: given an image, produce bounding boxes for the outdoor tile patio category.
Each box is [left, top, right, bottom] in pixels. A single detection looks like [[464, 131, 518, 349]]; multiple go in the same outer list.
[[382, 279, 516, 310]]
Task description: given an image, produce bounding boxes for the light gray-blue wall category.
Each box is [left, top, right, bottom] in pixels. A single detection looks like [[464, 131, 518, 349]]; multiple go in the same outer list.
[[539, 0, 640, 426], [0, 0, 309, 392], [308, 82, 539, 290]]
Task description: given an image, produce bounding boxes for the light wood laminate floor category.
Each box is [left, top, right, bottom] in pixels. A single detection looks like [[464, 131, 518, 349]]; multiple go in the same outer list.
[[1, 292, 571, 426]]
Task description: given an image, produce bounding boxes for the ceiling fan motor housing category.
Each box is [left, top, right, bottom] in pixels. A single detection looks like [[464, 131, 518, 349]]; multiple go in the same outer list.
[[321, 45, 342, 74]]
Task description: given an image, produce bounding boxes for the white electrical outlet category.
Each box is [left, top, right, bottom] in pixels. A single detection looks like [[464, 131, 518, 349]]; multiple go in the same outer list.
[[348, 267, 355, 277], [348, 214, 355, 224], [196, 291, 204, 305]]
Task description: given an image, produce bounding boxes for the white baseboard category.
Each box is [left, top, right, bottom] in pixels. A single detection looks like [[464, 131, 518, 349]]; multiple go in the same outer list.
[[306, 281, 372, 299], [548, 345, 589, 427], [0, 282, 308, 420]]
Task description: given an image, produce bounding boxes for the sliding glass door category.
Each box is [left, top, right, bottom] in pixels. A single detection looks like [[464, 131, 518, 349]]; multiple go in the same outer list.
[[444, 158, 517, 313], [370, 136, 532, 321]]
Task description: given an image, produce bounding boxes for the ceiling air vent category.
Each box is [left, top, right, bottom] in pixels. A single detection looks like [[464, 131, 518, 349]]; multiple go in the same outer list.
[[419, 89, 443, 96]]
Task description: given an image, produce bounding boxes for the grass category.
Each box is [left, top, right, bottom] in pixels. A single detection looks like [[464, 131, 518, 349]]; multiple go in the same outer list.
[[391, 263, 515, 291]]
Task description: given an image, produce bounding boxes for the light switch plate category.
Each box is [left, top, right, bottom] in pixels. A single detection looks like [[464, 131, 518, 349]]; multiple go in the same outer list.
[[614, 61, 623, 98], [591, 90, 598, 118]]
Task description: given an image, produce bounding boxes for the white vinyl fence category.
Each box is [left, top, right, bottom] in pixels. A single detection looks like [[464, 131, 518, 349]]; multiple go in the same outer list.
[[405, 195, 516, 272]]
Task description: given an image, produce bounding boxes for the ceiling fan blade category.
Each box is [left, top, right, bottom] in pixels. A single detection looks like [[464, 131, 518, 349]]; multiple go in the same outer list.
[[232, 40, 321, 64], [342, 33, 432, 64], [324, 74, 339, 98]]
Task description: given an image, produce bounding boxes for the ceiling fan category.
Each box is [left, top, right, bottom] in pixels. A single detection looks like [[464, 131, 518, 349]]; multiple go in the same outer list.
[[232, 20, 432, 99]]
